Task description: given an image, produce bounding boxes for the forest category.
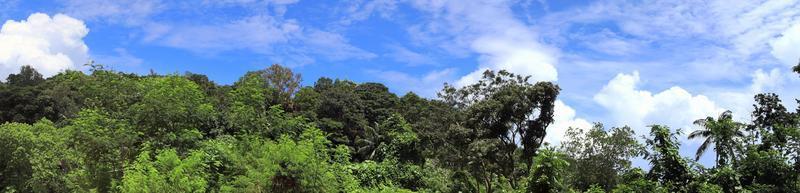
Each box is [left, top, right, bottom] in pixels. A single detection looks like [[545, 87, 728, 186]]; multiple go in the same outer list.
[[0, 62, 798, 193]]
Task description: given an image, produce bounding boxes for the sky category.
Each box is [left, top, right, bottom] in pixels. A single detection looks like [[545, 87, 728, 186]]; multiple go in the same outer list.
[[1, 0, 799, 166]]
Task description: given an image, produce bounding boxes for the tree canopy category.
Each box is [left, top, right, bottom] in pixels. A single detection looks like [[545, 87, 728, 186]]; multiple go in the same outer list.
[[0, 64, 798, 193]]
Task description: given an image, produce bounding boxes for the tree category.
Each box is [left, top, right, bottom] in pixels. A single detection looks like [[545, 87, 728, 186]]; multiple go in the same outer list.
[[249, 64, 302, 110], [130, 75, 216, 150], [6, 65, 44, 86], [689, 110, 745, 167], [0, 120, 78, 192], [560, 124, 644, 191], [0, 66, 58, 123], [439, 69, 560, 190], [644, 125, 693, 192], [310, 78, 368, 150], [67, 109, 139, 192], [218, 128, 362, 192], [226, 72, 270, 135], [355, 82, 399, 125], [355, 114, 422, 163], [751, 93, 796, 151], [738, 148, 798, 192], [527, 149, 570, 193], [119, 149, 209, 193]]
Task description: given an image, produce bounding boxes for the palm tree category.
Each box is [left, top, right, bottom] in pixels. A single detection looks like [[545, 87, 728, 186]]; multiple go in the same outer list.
[[689, 110, 745, 167]]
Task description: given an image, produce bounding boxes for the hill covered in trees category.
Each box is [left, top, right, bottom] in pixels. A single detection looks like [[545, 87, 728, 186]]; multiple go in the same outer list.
[[0, 63, 799, 193]]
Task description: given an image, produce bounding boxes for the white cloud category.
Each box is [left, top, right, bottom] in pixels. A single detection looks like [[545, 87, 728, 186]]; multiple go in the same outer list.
[[593, 71, 724, 135], [155, 15, 299, 53], [770, 23, 800, 66], [385, 45, 436, 66], [61, 0, 164, 26], [540, 0, 800, 84], [408, 0, 559, 87], [0, 13, 89, 79], [145, 14, 375, 65], [546, 100, 592, 145]]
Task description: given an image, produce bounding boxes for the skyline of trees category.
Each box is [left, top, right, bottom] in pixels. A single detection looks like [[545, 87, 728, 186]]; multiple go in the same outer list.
[[0, 63, 798, 192]]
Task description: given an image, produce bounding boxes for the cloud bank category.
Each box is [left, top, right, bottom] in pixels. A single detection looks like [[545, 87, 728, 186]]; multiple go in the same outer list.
[[0, 13, 89, 79]]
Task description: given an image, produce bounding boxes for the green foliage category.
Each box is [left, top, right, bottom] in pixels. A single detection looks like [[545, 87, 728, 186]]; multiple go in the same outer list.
[[611, 169, 667, 193], [584, 185, 605, 193], [527, 149, 570, 193], [131, 76, 216, 149], [67, 109, 139, 192], [738, 148, 799, 192], [561, 124, 644, 191], [0, 66, 58, 123], [644, 125, 693, 192], [119, 149, 209, 193], [0, 120, 77, 192], [218, 128, 361, 193], [689, 110, 745, 167], [710, 166, 741, 193], [2, 65, 800, 193], [440, 70, 561, 191]]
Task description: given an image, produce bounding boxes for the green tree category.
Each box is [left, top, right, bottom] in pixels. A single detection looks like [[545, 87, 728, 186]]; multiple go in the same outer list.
[[0, 120, 78, 192], [119, 149, 209, 193], [67, 109, 139, 192], [644, 125, 693, 192], [218, 128, 361, 192], [310, 77, 368, 150], [611, 169, 667, 193], [738, 148, 799, 192], [247, 64, 302, 110], [689, 110, 745, 167], [6, 65, 44, 86], [226, 72, 270, 135], [560, 124, 644, 191], [439, 70, 560, 190], [0, 66, 58, 123], [131, 75, 216, 150], [527, 149, 570, 193]]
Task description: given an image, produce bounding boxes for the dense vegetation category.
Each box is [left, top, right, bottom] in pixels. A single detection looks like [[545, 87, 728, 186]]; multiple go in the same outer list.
[[0, 62, 798, 193]]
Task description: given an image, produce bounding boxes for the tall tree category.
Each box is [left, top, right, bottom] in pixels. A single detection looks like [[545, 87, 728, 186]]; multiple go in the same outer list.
[[253, 64, 302, 110], [689, 110, 745, 167], [6, 65, 44, 86], [439, 70, 560, 189], [751, 93, 796, 151], [560, 124, 644, 191], [645, 125, 693, 192]]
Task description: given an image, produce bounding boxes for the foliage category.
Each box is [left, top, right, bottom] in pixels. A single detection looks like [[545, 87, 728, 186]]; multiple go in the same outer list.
[[527, 149, 570, 193], [0, 119, 82, 192], [644, 125, 693, 192], [1, 65, 799, 193], [118, 149, 208, 193], [560, 124, 644, 191], [689, 110, 745, 167]]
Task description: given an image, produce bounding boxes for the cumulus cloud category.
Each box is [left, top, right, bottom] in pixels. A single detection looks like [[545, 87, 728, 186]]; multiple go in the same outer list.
[[593, 71, 724, 135], [0, 13, 89, 79], [770, 23, 800, 66], [546, 100, 593, 145]]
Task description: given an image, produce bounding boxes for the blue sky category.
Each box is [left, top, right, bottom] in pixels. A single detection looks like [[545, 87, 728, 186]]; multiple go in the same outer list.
[[1, 0, 799, 166]]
